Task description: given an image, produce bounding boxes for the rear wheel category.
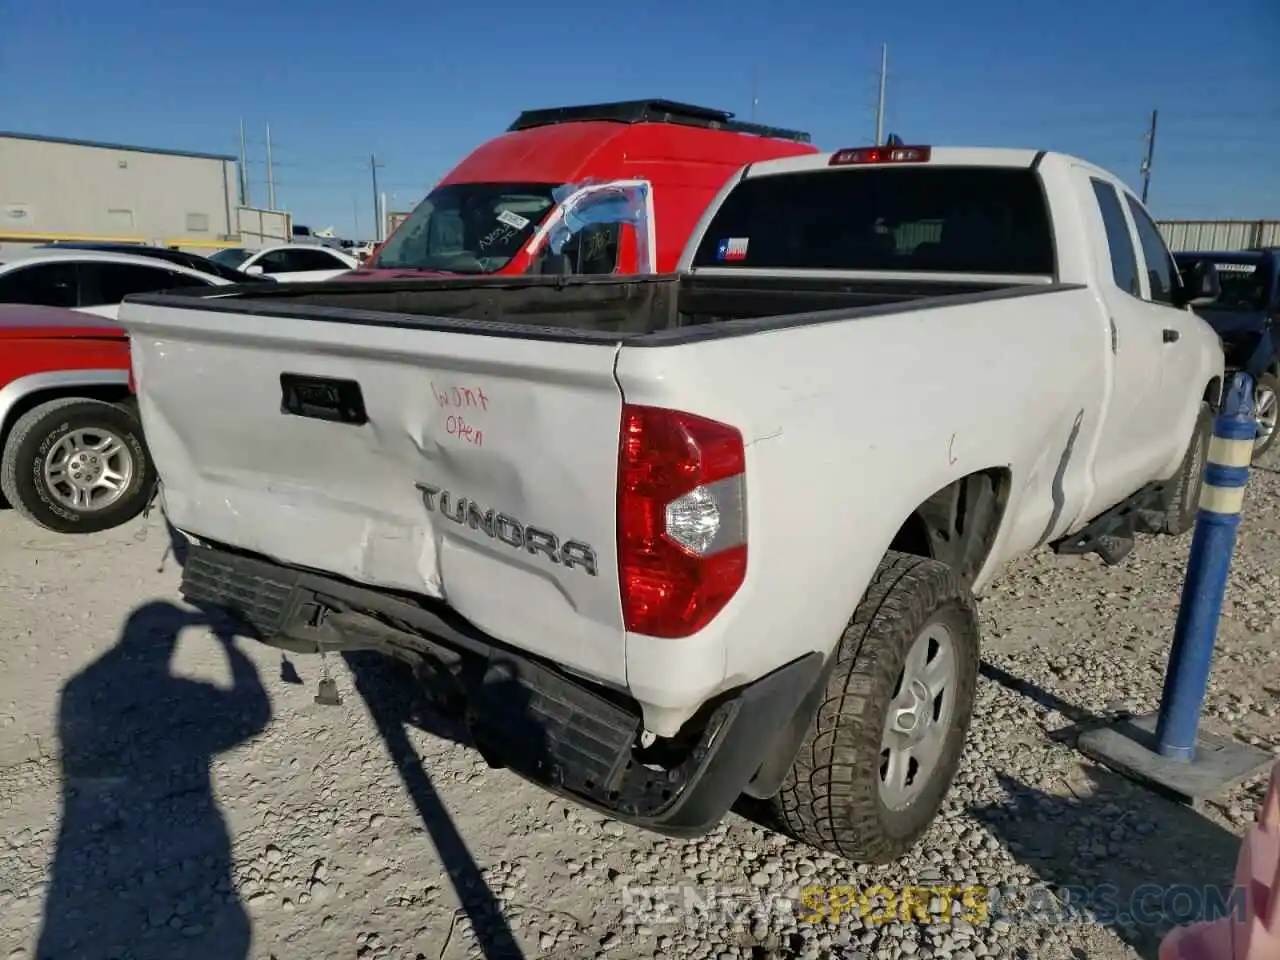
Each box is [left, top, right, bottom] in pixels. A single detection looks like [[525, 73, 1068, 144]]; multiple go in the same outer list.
[[1252, 373, 1279, 463], [1161, 401, 1212, 536], [0, 397, 155, 534], [768, 552, 980, 863]]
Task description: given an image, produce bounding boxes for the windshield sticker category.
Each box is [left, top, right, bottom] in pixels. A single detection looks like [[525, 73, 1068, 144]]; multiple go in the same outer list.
[[717, 238, 749, 262], [497, 209, 531, 231], [1215, 262, 1257, 274]]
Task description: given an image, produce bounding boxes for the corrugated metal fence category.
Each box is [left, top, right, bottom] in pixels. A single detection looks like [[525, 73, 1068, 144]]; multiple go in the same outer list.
[[1157, 220, 1280, 253]]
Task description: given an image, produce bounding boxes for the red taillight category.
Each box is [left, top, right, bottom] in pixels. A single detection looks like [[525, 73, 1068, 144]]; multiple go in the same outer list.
[[617, 404, 748, 639], [829, 145, 931, 166]]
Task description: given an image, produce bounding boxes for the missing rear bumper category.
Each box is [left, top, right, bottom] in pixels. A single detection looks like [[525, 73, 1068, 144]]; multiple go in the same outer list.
[[180, 541, 822, 836]]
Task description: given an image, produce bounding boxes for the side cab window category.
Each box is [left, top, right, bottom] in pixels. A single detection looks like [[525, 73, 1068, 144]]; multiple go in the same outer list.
[[531, 181, 652, 276], [1089, 178, 1141, 298], [1124, 195, 1179, 306]]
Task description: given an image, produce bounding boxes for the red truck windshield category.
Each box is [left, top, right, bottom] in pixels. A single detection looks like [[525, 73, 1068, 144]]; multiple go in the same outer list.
[[370, 182, 559, 273], [692, 166, 1055, 276]]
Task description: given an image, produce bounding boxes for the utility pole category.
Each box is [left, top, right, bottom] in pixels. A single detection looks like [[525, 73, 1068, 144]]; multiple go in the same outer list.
[[265, 122, 276, 211], [238, 118, 250, 206], [874, 42, 888, 146], [370, 154, 382, 241], [1140, 109, 1158, 205]]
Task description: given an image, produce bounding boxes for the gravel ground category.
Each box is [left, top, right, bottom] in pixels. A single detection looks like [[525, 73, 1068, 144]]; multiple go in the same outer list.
[[2, 460, 1279, 960]]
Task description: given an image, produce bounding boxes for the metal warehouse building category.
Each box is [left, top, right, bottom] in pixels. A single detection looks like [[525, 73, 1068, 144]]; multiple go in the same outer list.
[[0, 131, 238, 248]]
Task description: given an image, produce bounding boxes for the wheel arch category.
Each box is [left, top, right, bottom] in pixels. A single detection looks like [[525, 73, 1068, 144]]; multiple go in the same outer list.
[[0, 370, 133, 450], [1204, 375, 1223, 411], [744, 468, 1010, 799], [886, 466, 1014, 587]]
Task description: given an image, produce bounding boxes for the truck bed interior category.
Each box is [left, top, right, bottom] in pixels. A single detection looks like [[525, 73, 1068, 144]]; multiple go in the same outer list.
[[174, 273, 1047, 337]]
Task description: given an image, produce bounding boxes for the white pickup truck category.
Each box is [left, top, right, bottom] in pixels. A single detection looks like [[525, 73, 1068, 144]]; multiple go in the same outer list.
[[117, 144, 1225, 863]]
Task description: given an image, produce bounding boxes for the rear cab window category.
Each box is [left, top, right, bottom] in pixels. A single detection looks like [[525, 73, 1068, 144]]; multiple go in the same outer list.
[[690, 166, 1055, 276]]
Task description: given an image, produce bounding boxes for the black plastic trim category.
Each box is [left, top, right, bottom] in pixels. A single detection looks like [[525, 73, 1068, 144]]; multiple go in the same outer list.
[[125, 280, 1086, 349], [508, 99, 812, 144]]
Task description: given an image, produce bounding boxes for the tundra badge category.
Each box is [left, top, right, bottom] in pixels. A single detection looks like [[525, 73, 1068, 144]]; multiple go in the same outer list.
[[415, 483, 598, 577]]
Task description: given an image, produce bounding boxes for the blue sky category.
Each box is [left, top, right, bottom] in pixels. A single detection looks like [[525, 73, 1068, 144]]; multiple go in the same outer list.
[[4, 0, 1277, 240]]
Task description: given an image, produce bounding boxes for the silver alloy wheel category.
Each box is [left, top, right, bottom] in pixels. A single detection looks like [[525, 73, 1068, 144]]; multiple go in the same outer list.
[[1255, 382, 1277, 449], [879, 621, 958, 810], [41, 427, 134, 512]]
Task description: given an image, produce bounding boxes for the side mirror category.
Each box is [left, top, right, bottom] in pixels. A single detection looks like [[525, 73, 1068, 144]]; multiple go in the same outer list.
[[244, 264, 265, 276], [1179, 258, 1220, 308]]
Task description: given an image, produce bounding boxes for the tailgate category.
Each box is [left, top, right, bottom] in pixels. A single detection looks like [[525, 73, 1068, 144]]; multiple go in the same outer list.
[[122, 300, 627, 686]]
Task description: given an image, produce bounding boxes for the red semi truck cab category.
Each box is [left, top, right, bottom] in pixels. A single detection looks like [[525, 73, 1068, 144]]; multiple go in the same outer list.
[[355, 99, 819, 279]]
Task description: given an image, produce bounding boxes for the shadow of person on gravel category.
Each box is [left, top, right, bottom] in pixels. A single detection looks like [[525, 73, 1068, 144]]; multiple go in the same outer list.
[[970, 752, 1251, 960], [36, 600, 271, 960], [344, 651, 530, 959]]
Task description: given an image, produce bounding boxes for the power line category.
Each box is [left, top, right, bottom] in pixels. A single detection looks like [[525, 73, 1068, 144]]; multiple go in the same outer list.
[[874, 43, 887, 146], [265, 122, 276, 211], [370, 153, 384, 242], [238, 118, 250, 207]]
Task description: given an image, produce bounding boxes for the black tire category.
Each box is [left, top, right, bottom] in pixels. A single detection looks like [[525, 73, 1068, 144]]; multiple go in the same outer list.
[[768, 551, 980, 863], [1160, 401, 1212, 536], [1251, 372, 1279, 463], [0, 397, 155, 534]]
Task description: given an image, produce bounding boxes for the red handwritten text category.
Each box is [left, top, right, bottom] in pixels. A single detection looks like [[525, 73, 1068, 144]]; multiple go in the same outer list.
[[431, 381, 490, 412], [446, 414, 484, 447]]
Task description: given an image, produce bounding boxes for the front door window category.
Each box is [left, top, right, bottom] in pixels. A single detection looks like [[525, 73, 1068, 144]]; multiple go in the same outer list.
[[533, 180, 654, 275]]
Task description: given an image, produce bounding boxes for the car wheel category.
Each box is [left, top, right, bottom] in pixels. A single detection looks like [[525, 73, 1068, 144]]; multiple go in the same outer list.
[[0, 397, 155, 534], [1252, 373, 1279, 463], [768, 551, 980, 863], [1161, 401, 1212, 536]]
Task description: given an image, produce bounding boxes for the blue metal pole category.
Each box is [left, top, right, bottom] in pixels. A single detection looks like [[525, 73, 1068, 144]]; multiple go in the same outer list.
[[1155, 372, 1256, 761]]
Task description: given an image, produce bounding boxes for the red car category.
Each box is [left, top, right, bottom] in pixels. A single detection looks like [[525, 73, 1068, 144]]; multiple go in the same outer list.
[[0, 303, 153, 533]]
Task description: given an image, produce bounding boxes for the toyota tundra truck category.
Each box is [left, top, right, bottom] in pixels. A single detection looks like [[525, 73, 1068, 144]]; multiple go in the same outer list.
[[116, 144, 1224, 863]]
